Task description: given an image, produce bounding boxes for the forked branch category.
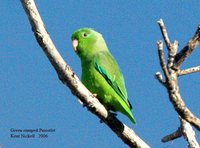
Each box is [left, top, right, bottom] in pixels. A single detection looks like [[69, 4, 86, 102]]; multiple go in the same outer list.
[[156, 19, 200, 146], [178, 66, 200, 76], [162, 118, 199, 148]]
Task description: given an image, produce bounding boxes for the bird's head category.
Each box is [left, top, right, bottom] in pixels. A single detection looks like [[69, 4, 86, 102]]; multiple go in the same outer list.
[[71, 28, 108, 58]]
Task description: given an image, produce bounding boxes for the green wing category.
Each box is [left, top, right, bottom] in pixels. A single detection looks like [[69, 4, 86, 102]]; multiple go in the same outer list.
[[94, 51, 132, 109]]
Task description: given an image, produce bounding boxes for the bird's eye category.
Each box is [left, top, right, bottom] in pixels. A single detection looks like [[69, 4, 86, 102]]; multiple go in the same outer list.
[[83, 32, 88, 37]]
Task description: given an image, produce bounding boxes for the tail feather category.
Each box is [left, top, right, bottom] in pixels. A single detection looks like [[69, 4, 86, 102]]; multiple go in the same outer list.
[[127, 111, 136, 124], [118, 97, 136, 124]]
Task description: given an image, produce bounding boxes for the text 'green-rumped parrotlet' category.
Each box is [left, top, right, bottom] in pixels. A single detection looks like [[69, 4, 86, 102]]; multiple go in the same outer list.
[[71, 28, 136, 124]]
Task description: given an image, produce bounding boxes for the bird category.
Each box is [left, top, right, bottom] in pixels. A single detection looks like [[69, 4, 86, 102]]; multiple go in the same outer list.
[[71, 28, 136, 124]]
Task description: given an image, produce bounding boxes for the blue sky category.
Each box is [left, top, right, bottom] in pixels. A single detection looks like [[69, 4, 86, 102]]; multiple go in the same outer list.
[[1, 1, 200, 147]]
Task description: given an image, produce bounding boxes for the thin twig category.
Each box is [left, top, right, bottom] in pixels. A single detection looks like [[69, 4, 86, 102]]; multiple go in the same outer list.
[[157, 19, 171, 49], [157, 40, 169, 78], [20, 0, 150, 147], [168, 40, 179, 68], [155, 72, 166, 86], [157, 19, 179, 69], [178, 66, 200, 76], [162, 127, 182, 143]]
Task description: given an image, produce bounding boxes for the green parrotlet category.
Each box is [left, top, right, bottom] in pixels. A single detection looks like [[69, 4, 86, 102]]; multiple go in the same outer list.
[[71, 28, 136, 124]]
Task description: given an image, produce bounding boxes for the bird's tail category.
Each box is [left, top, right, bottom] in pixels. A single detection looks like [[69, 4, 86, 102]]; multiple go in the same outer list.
[[127, 110, 136, 124], [119, 99, 136, 124]]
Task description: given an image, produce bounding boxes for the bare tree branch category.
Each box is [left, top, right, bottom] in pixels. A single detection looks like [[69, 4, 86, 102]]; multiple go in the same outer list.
[[181, 118, 200, 148], [162, 117, 199, 148], [156, 19, 200, 146], [157, 19, 179, 68], [157, 40, 169, 78], [173, 26, 200, 70], [157, 19, 200, 131], [162, 127, 182, 143], [178, 66, 200, 76], [20, 0, 150, 147], [155, 72, 166, 86], [157, 19, 171, 49]]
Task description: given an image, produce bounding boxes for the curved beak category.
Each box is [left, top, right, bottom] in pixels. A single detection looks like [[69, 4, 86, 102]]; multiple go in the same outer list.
[[72, 39, 79, 52]]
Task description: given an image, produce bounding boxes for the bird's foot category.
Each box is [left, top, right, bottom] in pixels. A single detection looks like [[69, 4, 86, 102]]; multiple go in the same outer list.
[[99, 111, 117, 123], [108, 111, 118, 117]]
